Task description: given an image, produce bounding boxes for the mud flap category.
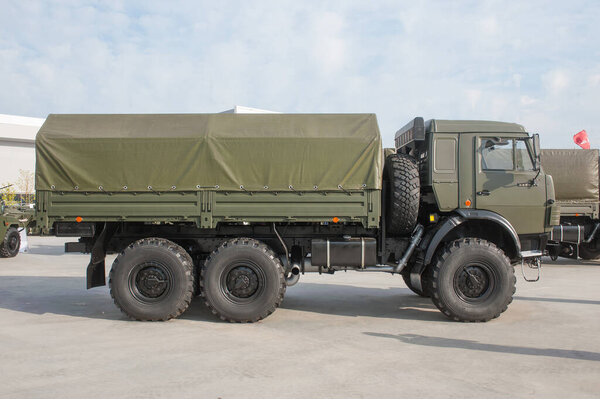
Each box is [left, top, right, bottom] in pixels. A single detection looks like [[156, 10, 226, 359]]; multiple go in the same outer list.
[[86, 223, 117, 289]]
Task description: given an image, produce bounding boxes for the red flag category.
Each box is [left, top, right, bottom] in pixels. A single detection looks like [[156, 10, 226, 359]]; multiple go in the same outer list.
[[574, 130, 590, 149]]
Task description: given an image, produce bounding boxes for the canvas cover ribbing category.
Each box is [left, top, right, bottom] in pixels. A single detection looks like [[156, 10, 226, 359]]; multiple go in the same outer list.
[[541, 149, 599, 201], [35, 113, 383, 192]]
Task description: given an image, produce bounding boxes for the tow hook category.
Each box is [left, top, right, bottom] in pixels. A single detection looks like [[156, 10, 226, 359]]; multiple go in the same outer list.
[[521, 257, 542, 282]]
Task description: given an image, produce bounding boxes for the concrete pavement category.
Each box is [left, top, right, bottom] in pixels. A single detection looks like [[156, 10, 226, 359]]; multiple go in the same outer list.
[[1, 236, 599, 398]]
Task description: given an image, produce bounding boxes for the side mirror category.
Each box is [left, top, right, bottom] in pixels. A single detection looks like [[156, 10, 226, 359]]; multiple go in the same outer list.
[[532, 133, 541, 169]]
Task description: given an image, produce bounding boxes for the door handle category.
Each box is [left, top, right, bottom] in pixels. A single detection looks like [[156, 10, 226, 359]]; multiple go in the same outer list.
[[477, 190, 490, 196]]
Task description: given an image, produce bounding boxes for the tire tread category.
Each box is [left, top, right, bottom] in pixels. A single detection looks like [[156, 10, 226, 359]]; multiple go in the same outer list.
[[430, 238, 516, 322], [109, 237, 194, 321], [200, 238, 286, 323], [386, 153, 420, 235], [0, 227, 20, 258]]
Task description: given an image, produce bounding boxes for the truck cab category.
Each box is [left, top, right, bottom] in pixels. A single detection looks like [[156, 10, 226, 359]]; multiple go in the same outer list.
[[396, 118, 554, 264]]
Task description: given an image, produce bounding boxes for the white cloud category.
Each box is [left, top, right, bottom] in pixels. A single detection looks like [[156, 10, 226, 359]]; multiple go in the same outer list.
[[479, 16, 499, 35], [520, 95, 537, 106], [543, 69, 570, 95], [0, 0, 599, 149]]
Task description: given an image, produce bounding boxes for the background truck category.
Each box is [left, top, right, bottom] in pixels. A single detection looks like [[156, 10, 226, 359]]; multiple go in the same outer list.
[[30, 114, 554, 322], [541, 149, 600, 260], [0, 186, 31, 258], [0, 210, 23, 257]]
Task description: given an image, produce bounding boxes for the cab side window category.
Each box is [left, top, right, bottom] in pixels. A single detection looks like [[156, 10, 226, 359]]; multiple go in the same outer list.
[[481, 138, 514, 170], [515, 140, 534, 171]]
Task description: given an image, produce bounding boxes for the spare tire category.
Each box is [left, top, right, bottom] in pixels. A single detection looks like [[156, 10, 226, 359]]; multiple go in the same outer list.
[[385, 153, 420, 235]]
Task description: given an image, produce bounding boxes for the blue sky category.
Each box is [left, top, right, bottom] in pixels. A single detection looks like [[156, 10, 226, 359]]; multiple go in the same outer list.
[[1, 0, 599, 148]]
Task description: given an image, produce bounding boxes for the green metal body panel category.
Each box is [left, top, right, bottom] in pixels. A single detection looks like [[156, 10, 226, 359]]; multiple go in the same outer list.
[[429, 120, 527, 134], [431, 133, 459, 211], [554, 201, 598, 219], [469, 133, 548, 234], [32, 189, 381, 233], [0, 215, 17, 239], [0, 212, 28, 239]]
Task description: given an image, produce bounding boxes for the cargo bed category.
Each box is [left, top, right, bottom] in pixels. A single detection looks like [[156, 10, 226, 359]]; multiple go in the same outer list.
[[32, 189, 381, 233]]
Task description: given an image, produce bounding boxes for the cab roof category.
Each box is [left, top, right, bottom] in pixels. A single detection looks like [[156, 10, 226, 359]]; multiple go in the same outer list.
[[428, 119, 526, 133]]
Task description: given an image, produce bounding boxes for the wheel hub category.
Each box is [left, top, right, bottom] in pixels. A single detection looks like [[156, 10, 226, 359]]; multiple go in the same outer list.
[[8, 236, 18, 251], [226, 266, 259, 298], [456, 265, 490, 298], [135, 265, 169, 298]]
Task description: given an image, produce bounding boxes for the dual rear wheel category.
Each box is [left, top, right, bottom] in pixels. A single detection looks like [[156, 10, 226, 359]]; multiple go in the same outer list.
[[110, 237, 285, 322]]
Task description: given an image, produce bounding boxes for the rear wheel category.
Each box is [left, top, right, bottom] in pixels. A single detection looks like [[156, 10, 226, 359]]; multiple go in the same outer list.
[[0, 227, 20, 258], [431, 238, 515, 322], [109, 238, 194, 321], [200, 238, 286, 322]]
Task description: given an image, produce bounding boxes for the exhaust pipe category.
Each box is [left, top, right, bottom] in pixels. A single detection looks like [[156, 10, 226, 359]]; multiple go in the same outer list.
[[395, 224, 424, 274], [285, 264, 301, 286]]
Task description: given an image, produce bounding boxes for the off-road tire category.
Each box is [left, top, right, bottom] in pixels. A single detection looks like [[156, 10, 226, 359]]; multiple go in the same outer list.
[[578, 242, 600, 260], [386, 153, 420, 235], [200, 238, 286, 323], [431, 238, 515, 322], [109, 238, 194, 321], [401, 267, 432, 297], [0, 227, 20, 258]]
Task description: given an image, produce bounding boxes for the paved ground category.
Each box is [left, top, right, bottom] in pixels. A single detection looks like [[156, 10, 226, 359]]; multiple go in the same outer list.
[[0, 237, 599, 398]]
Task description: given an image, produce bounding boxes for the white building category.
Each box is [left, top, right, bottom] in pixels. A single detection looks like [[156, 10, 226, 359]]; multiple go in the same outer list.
[[221, 105, 279, 114], [0, 114, 45, 190]]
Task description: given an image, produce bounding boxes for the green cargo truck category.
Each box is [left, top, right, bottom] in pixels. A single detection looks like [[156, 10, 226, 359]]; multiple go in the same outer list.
[[30, 114, 555, 322], [541, 149, 600, 260]]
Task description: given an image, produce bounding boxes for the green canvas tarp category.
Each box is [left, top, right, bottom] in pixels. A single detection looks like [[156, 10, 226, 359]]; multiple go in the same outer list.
[[541, 149, 599, 201], [35, 113, 383, 192]]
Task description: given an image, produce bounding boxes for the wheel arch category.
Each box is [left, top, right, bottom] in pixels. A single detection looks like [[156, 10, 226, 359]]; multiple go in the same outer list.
[[424, 210, 521, 265]]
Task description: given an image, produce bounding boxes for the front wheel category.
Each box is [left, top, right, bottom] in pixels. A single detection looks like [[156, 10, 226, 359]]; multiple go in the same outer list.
[[0, 227, 21, 258], [431, 238, 515, 322]]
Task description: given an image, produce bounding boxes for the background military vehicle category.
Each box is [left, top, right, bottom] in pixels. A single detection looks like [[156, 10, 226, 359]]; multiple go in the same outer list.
[[541, 149, 600, 260], [29, 114, 554, 322], [0, 187, 30, 258], [0, 213, 22, 257]]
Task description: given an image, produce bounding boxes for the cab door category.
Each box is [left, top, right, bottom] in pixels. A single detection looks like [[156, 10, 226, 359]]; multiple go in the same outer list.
[[474, 136, 546, 234]]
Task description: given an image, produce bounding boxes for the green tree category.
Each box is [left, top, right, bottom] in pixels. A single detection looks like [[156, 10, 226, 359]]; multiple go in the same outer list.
[[0, 183, 16, 206], [17, 169, 35, 204]]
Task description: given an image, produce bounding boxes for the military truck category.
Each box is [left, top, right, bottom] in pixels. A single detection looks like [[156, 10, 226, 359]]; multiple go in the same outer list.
[[541, 149, 600, 260], [0, 194, 29, 257], [30, 114, 554, 322], [0, 214, 23, 257]]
